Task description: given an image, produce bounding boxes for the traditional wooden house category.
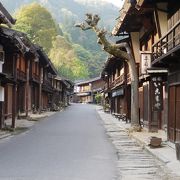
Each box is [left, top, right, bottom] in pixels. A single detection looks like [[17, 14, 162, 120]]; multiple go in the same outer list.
[[34, 46, 57, 112], [0, 3, 16, 128], [62, 79, 74, 106], [101, 55, 131, 119], [51, 76, 63, 110], [0, 26, 38, 128], [151, 1, 180, 142], [112, 0, 164, 131], [112, 0, 180, 140], [74, 77, 104, 103], [0, 2, 73, 129]]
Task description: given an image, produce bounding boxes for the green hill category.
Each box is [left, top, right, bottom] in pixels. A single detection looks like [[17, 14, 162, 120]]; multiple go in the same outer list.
[[1, 0, 119, 79]]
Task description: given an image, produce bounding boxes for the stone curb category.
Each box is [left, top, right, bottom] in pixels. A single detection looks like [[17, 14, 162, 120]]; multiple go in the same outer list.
[[129, 133, 170, 164], [0, 133, 12, 140]]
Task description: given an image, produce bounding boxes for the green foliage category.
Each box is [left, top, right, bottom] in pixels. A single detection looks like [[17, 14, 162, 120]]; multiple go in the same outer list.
[[49, 36, 89, 80], [13, 3, 89, 80], [95, 93, 102, 104], [73, 44, 107, 78], [4, 0, 117, 80], [14, 3, 60, 53]]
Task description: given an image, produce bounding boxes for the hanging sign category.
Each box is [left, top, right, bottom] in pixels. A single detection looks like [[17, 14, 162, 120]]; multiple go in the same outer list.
[[140, 52, 151, 74], [151, 76, 163, 111], [112, 87, 124, 97]]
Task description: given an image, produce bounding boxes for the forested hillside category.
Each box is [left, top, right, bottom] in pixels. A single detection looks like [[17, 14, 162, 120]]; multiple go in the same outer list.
[[1, 0, 119, 80]]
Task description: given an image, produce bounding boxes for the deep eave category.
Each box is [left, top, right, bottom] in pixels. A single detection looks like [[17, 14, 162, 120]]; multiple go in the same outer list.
[[0, 27, 38, 57], [112, 0, 156, 36], [76, 77, 102, 86], [0, 2, 16, 27]]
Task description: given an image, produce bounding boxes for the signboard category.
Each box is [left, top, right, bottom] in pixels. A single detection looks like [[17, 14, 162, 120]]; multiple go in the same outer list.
[[77, 92, 91, 96], [0, 86, 4, 102], [112, 87, 124, 97], [151, 76, 163, 111], [141, 52, 151, 74]]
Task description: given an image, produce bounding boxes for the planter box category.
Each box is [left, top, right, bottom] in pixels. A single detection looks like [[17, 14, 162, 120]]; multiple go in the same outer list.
[[149, 136, 162, 147]]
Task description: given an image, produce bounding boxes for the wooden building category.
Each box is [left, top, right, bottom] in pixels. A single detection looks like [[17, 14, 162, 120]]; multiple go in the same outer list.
[[35, 46, 57, 112], [74, 77, 105, 103], [0, 2, 72, 128], [0, 26, 37, 128], [112, 0, 180, 141], [62, 79, 74, 106], [101, 56, 131, 119], [0, 2, 16, 128], [151, 1, 180, 142]]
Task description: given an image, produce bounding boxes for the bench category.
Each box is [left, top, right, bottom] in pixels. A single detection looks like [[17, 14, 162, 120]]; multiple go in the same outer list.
[[112, 112, 127, 123]]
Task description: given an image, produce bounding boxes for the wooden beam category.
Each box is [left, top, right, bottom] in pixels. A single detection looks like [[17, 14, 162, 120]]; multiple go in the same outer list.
[[0, 101, 4, 129], [25, 59, 30, 117], [38, 67, 43, 113], [12, 54, 17, 129]]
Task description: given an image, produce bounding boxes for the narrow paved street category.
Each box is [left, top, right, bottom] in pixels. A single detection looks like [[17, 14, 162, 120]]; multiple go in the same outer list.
[[0, 104, 117, 180]]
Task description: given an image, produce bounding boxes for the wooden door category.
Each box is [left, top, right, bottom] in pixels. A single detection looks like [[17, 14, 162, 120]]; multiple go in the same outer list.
[[168, 85, 180, 142], [176, 86, 180, 141]]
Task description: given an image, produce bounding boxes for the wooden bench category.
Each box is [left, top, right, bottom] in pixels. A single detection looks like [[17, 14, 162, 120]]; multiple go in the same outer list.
[[112, 113, 127, 123]]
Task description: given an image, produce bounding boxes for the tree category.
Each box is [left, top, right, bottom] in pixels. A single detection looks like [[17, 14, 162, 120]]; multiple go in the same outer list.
[[75, 14, 140, 130], [73, 44, 107, 78], [49, 35, 89, 80], [14, 3, 60, 53]]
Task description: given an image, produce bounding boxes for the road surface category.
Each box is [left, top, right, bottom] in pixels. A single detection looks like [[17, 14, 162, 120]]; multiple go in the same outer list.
[[0, 104, 117, 180]]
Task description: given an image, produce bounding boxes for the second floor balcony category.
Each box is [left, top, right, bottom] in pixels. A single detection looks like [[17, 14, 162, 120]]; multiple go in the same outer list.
[[152, 20, 180, 65], [109, 74, 124, 89]]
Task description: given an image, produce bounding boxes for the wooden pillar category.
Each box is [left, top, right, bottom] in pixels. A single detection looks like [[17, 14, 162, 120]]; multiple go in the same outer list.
[[12, 84, 17, 129], [38, 67, 43, 113], [0, 101, 4, 129], [124, 62, 128, 116], [12, 54, 17, 129], [25, 59, 30, 117], [0, 84, 4, 129]]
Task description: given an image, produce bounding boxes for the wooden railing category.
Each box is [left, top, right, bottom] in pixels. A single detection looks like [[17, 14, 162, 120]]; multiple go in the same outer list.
[[109, 75, 124, 88], [152, 20, 180, 62]]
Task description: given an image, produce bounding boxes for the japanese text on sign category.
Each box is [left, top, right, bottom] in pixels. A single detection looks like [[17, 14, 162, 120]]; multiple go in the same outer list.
[[151, 77, 163, 111]]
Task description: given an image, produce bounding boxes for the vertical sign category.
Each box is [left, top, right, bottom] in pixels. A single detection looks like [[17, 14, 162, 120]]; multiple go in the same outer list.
[[151, 76, 163, 111], [0, 86, 4, 102], [141, 52, 151, 74]]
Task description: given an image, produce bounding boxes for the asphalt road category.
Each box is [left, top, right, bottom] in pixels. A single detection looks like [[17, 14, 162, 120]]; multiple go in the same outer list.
[[0, 104, 117, 180]]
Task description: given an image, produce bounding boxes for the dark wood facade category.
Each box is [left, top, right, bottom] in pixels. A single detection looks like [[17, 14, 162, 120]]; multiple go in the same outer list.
[[0, 3, 72, 128], [112, 0, 180, 142], [102, 56, 131, 119], [74, 77, 105, 104]]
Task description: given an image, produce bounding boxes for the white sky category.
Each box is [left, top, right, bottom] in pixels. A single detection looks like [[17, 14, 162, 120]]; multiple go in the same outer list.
[[103, 0, 124, 7]]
